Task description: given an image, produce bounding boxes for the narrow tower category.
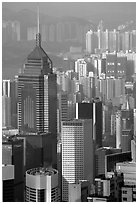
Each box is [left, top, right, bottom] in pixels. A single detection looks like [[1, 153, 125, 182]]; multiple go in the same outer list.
[[18, 5, 57, 136]]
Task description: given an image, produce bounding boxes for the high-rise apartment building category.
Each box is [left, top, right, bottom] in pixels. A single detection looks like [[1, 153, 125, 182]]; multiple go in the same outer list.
[[61, 119, 94, 201], [2, 80, 11, 128], [116, 110, 122, 149], [86, 30, 98, 54], [75, 59, 87, 80], [26, 167, 60, 202]]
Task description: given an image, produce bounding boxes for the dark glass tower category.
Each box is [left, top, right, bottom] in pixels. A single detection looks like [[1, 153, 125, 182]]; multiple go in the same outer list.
[[76, 98, 103, 148], [18, 9, 57, 135]]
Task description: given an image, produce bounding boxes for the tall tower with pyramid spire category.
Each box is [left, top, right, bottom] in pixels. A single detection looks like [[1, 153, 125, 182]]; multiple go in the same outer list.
[[17, 5, 57, 136]]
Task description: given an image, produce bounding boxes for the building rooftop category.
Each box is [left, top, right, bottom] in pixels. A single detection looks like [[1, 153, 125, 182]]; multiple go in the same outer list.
[[27, 46, 49, 60], [26, 167, 57, 176]]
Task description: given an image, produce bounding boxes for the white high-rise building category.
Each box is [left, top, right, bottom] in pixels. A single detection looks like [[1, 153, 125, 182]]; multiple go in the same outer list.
[[2, 80, 11, 128], [26, 167, 60, 202], [86, 30, 93, 53], [75, 59, 87, 80], [116, 110, 122, 149], [61, 119, 94, 201], [86, 30, 98, 54]]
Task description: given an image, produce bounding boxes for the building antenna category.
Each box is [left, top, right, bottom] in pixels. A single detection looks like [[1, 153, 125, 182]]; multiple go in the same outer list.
[[37, 3, 40, 34], [36, 3, 41, 47]]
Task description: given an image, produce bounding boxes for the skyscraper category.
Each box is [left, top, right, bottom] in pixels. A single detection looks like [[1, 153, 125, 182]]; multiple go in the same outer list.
[[86, 30, 98, 54], [18, 7, 57, 135], [61, 119, 94, 201], [116, 110, 122, 149], [76, 99, 103, 148], [2, 80, 11, 128], [75, 59, 87, 80]]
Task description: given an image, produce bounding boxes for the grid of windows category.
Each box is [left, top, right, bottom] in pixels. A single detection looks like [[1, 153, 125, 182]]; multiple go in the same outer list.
[[26, 186, 37, 202], [62, 121, 85, 201]]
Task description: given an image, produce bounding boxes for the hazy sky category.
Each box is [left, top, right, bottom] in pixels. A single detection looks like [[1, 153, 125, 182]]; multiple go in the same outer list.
[[3, 2, 136, 20]]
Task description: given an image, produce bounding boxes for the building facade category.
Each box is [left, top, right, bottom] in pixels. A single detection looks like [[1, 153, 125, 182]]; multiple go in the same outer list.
[[26, 167, 60, 202], [61, 119, 94, 201]]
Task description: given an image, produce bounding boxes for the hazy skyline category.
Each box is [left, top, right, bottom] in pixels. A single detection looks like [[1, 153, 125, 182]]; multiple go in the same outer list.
[[3, 2, 136, 20]]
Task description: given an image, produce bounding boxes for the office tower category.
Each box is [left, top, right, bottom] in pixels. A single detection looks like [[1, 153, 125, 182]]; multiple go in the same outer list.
[[111, 114, 116, 135], [75, 59, 87, 80], [58, 91, 68, 122], [76, 99, 102, 148], [106, 53, 117, 78], [2, 165, 14, 202], [58, 90, 73, 132], [10, 77, 18, 128], [26, 167, 60, 202], [61, 119, 94, 201], [2, 80, 11, 128], [116, 110, 121, 149], [103, 102, 113, 134], [18, 9, 57, 135], [2, 95, 11, 128], [2, 136, 24, 201], [86, 30, 98, 54]]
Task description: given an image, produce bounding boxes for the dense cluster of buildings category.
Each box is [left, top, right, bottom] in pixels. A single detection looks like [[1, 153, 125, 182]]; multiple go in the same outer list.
[[2, 11, 136, 202]]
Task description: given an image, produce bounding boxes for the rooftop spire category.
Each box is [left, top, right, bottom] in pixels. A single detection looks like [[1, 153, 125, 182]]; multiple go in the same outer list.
[[36, 3, 41, 47], [37, 3, 40, 33]]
